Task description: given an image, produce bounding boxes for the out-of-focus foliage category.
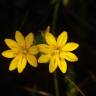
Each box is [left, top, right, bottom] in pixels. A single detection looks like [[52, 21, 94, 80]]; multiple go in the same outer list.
[[63, 0, 69, 7]]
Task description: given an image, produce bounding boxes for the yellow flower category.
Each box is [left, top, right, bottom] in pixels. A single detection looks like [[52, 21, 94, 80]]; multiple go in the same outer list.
[[2, 31, 38, 73], [38, 30, 79, 73]]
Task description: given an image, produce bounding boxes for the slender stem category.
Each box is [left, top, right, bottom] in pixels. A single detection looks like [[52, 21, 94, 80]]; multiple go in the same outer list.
[[52, 1, 60, 95], [53, 72, 60, 96], [52, 0, 60, 34], [65, 76, 85, 96]]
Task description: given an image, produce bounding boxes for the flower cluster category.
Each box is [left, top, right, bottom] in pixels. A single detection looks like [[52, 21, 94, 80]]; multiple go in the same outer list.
[[1, 27, 79, 73]]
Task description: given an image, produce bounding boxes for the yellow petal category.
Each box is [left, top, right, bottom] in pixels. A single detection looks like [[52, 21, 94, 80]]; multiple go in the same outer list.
[[38, 54, 50, 63], [17, 55, 27, 73], [57, 31, 67, 47], [45, 32, 56, 45], [58, 59, 67, 73], [49, 55, 58, 73], [60, 52, 78, 62], [62, 42, 79, 51], [4, 39, 18, 49], [25, 33, 34, 48], [27, 54, 37, 67], [9, 56, 20, 71], [28, 45, 38, 55], [2, 50, 15, 58], [38, 44, 51, 54], [15, 31, 25, 47]]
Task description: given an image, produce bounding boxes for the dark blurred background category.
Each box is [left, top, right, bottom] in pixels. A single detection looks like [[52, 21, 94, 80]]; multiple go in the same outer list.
[[0, 0, 96, 96]]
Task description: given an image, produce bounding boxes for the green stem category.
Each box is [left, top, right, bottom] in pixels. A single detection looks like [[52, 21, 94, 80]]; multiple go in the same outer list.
[[52, 1, 60, 95], [53, 72, 60, 96], [52, 0, 60, 34]]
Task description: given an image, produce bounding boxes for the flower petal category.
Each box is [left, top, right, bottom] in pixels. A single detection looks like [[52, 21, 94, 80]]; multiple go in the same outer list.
[[25, 33, 34, 48], [17, 55, 27, 73], [38, 54, 50, 63], [58, 59, 67, 73], [60, 52, 78, 62], [57, 31, 67, 47], [2, 50, 15, 58], [15, 31, 25, 47], [27, 54, 37, 67], [4, 39, 18, 49], [38, 44, 51, 54], [62, 42, 79, 51], [45, 32, 56, 45], [9, 55, 20, 71], [28, 45, 38, 55], [49, 55, 58, 73]]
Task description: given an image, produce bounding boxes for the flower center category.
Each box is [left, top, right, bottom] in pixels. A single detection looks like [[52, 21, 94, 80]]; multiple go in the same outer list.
[[22, 48, 28, 55], [51, 46, 60, 56], [55, 49, 59, 54]]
